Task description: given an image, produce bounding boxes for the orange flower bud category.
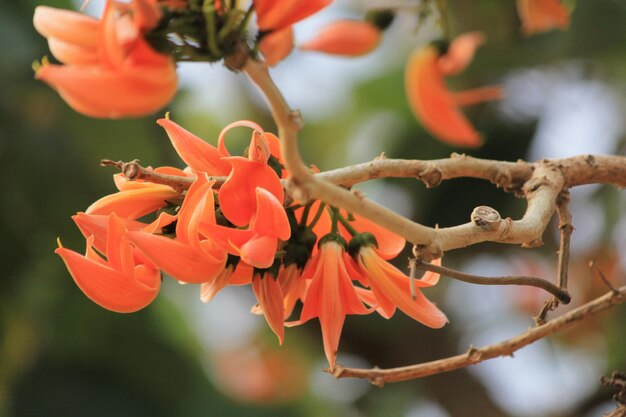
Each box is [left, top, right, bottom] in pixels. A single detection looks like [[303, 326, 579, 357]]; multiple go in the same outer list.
[[300, 20, 381, 56], [518, 0, 570, 35]]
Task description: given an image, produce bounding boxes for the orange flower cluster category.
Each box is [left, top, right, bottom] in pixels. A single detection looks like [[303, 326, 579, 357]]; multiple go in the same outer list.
[[56, 118, 446, 370], [34, 0, 177, 118]]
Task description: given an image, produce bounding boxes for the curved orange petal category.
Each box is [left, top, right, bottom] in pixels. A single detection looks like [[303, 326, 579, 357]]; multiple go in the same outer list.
[[259, 26, 294, 67], [255, 0, 332, 31], [157, 118, 231, 175], [437, 31, 484, 76], [358, 247, 447, 328], [86, 184, 179, 219], [47, 37, 99, 65], [218, 157, 284, 227], [217, 120, 265, 157], [35, 63, 177, 118], [250, 187, 291, 241], [252, 276, 285, 344], [55, 245, 160, 313], [200, 265, 234, 303], [33, 6, 99, 48], [127, 231, 227, 283], [299, 20, 380, 56], [278, 264, 306, 319], [240, 234, 278, 269], [405, 45, 481, 147]]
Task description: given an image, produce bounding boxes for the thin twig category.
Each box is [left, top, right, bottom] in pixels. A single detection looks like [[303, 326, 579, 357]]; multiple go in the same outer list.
[[590, 260, 620, 294], [100, 159, 218, 191], [534, 190, 574, 325], [414, 260, 571, 304], [556, 189, 573, 291], [329, 285, 625, 385]]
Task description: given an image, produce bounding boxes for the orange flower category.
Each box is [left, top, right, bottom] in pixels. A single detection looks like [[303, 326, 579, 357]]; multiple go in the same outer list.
[[127, 175, 228, 283], [252, 275, 286, 344], [56, 213, 161, 313], [34, 1, 177, 118], [254, 0, 332, 32], [405, 32, 503, 147], [355, 246, 447, 328], [517, 0, 570, 35], [202, 187, 290, 268], [291, 238, 369, 370], [259, 26, 294, 67], [300, 20, 381, 56], [254, 0, 332, 66]]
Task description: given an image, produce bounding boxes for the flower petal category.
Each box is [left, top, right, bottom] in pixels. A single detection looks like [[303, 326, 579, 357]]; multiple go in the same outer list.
[[255, 0, 332, 31], [300, 20, 380, 56], [55, 245, 160, 313], [252, 276, 285, 344], [218, 157, 284, 227], [157, 118, 231, 175], [259, 26, 294, 67], [250, 187, 291, 240], [127, 231, 227, 283], [405, 45, 482, 147]]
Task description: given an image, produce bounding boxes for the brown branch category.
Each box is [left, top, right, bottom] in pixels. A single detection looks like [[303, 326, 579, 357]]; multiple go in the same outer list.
[[100, 159, 217, 192], [415, 260, 571, 304], [329, 285, 626, 386], [240, 55, 626, 262]]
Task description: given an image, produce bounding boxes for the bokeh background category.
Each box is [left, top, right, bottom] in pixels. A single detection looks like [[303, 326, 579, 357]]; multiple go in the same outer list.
[[2, 0, 626, 416]]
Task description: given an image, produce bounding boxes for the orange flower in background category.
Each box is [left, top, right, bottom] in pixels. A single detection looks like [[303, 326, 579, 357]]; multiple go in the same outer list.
[[405, 32, 503, 147], [254, 0, 332, 32], [300, 20, 381, 57], [254, 0, 332, 66], [291, 239, 369, 370], [34, 0, 177, 118], [517, 0, 570, 35], [355, 246, 447, 327], [56, 213, 161, 313]]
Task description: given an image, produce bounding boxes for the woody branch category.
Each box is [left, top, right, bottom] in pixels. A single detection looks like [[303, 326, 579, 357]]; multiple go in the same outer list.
[[241, 56, 626, 260], [330, 285, 626, 386]]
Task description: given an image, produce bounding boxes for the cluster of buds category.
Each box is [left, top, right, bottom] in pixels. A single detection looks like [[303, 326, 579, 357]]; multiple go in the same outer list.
[[56, 117, 447, 370]]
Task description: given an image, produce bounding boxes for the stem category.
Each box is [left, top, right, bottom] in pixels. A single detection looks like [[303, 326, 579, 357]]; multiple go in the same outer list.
[[415, 260, 571, 304], [336, 211, 359, 236], [308, 202, 327, 229], [203, 0, 222, 57], [330, 285, 626, 385], [299, 202, 312, 227]]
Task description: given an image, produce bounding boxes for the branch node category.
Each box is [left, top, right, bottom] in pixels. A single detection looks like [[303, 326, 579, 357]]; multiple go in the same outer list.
[[288, 110, 304, 130], [601, 371, 626, 406], [418, 165, 443, 188], [521, 238, 543, 248], [412, 243, 443, 262], [471, 206, 501, 230], [352, 189, 366, 200], [493, 170, 512, 188]]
